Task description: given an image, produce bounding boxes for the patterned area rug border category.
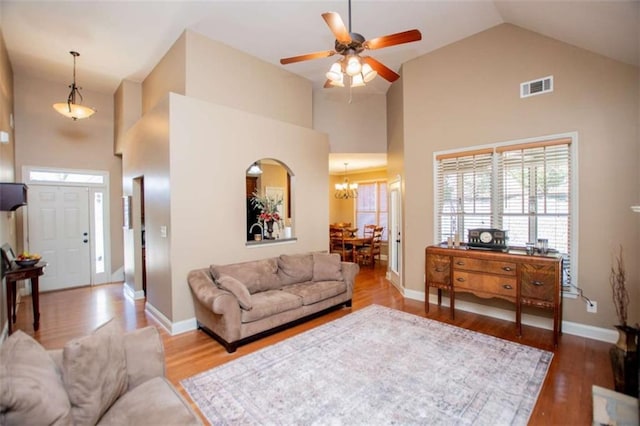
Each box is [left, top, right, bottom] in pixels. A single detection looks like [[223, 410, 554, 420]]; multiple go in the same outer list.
[[182, 305, 553, 425]]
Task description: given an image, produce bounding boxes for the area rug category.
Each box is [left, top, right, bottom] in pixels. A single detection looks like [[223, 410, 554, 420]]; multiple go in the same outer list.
[[181, 305, 553, 425]]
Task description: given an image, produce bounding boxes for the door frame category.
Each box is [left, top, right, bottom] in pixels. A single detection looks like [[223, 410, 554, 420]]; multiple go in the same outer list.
[[387, 177, 402, 290], [22, 166, 111, 286]]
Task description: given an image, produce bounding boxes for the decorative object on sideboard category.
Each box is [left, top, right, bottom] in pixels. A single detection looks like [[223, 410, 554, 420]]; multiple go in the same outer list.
[[52, 51, 96, 120], [250, 191, 282, 240], [608, 245, 639, 398]]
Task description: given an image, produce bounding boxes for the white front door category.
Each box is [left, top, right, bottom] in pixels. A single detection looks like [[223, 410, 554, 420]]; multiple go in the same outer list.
[[27, 185, 91, 291], [388, 180, 402, 288]]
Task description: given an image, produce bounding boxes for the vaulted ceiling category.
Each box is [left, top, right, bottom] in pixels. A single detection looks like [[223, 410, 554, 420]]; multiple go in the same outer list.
[[1, 1, 638, 96]]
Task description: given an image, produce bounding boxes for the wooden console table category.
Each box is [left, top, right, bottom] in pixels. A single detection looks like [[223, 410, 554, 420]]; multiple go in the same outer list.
[[425, 245, 563, 346], [4, 262, 46, 335]]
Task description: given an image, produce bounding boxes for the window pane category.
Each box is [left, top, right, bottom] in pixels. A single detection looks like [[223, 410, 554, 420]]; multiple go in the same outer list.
[[502, 215, 530, 246]]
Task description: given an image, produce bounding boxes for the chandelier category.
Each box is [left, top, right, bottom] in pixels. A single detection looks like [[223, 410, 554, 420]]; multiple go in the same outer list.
[[335, 163, 358, 199], [52, 51, 96, 120]]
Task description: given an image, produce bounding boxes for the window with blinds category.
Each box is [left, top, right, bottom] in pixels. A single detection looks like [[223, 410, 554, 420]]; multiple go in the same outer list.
[[434, 136, 575, 289], [355, 180, 388, 241]]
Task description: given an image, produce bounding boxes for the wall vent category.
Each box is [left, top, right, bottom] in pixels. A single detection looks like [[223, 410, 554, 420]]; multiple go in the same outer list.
[[520, 76, 553, 98]]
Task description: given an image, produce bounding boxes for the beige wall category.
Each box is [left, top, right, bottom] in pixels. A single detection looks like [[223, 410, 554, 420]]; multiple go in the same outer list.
[[123, 30, 321, 325], [398, 23, 639, 328], [0, 29, 16, 337], [113, 79, 142, 155], [13, 72, 124, 279], [122, 96, 171, 316], [142, 32, 186, 115], [186, 31, 312, 128], [167, 94, 329, 322], [313, 91, 387, 153]]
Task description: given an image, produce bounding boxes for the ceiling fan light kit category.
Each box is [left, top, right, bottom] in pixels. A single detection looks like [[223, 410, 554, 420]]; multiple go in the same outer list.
[[280, 0, 421, 90], [52, 51, 96, 120]]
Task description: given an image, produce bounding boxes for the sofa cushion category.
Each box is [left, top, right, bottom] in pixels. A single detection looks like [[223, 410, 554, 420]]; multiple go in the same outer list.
[[0, 331, 72, 426], [282, 280, 347, 306], [96, 377, 201, 426], [240, 290, 303, 323], [215, 273, 253, 310], [62, 319, 128, 426], [312, 252, 343, 282], [277, 253, 313, 285], [211, 258, 281, 294], [123, 326, 165, 391]]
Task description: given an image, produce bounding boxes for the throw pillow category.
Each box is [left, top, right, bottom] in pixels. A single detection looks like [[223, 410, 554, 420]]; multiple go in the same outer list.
[[216, 274, 253, 310], [312, 252, 343, 282], [277, 253, 313, 285], [210, 258, 280, 294], [62, 319, 128, 425], [0, 331, 72, 426]]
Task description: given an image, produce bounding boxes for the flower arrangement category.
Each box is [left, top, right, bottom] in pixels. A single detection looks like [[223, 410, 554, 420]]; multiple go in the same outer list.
[[250, 191, 283, 223]]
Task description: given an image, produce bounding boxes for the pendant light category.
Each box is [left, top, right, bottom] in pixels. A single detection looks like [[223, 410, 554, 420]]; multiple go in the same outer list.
[[52, 51, 96, 120], [334, 163, 358, 199]]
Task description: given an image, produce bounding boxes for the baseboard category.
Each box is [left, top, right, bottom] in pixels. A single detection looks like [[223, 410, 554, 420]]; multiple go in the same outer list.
[[144, 302, 197, 336], [123, 283, 145, 300], [403, 289, 617, 344], [111, 266, 125, 282]]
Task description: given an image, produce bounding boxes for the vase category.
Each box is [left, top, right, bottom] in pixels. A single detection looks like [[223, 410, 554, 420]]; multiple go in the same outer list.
[[265, 220, 275, 239], [609, 325, 639, 398]]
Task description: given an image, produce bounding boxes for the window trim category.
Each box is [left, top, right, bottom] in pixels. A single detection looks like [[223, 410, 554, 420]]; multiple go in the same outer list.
[[432, 132, 579, 295]]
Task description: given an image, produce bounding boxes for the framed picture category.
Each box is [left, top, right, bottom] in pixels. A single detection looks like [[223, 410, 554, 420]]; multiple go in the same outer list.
[[1, 243, 16, 269], [123, 195, 132, 229]]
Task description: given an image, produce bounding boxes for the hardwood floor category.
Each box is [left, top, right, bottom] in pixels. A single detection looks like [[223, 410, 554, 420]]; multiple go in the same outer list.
[[10, 263, 611, 425]]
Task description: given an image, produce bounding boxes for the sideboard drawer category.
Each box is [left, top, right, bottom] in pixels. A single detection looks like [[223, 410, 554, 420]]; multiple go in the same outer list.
[[426, 254, 451, 285], [521, 264, 557, 302], [453, 271, 517, 298], [453, 257, 517, 276]]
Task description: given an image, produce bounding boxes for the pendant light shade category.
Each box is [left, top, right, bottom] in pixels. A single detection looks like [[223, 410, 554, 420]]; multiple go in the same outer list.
[[52, 51, 96, 120]]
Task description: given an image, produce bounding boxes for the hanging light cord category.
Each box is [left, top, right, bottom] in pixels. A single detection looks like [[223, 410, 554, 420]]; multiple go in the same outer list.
[[67, 51, 83, 109]]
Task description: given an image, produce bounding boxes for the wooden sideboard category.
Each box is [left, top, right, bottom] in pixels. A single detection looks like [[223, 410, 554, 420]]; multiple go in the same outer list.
[[425, 245, 563, 346]]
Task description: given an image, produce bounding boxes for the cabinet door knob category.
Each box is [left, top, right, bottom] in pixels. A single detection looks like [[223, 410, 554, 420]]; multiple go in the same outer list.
[[532, 280, 544, 286], [503, 284, 513, 290], [455, 261, 465, 266], [434, 267, 444, 272], [502, 266, 512, 271], [456, 277, 465, 282]]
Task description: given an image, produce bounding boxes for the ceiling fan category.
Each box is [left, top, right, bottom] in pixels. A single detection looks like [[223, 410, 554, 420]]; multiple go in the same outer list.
[[280, 0, 422, 89]]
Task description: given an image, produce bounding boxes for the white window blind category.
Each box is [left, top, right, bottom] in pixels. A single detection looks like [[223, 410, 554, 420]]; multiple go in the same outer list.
[[436, 149, 494, 241], [435, 137, 575, 288], [355, 181, 388, 241]]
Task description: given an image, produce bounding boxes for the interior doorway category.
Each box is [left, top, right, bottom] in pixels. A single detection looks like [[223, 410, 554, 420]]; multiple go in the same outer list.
[[133, 176, 146, 296], [388, 179, 402, 289]]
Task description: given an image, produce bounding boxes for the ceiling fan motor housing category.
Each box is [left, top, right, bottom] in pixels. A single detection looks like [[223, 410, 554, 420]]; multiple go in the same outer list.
[[335, 32, 366, 55]]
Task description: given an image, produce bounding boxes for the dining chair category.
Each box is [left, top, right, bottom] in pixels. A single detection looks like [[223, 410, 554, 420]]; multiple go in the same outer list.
[[363, 224, 376, 239], [356, 226, 383, 268], [330, 227, 353, 262]]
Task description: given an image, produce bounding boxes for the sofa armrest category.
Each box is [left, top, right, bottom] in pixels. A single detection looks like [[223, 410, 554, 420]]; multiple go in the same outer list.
[[341, 261, 359, 293], [123, 326, 165, 390], [187, 269, 239, 315]]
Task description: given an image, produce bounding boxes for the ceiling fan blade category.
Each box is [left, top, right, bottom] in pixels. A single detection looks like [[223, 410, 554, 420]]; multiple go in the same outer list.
[[280, 50, 336, 65], [364, 29, 422, 50], [362, 56, 400, 82], [323, 80, 334, 89], [322, 12, 351, 44]]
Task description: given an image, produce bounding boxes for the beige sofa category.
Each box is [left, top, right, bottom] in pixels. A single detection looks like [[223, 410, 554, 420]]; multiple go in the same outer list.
[[187, 252, 359, 353], [0, 321, 201, 426]]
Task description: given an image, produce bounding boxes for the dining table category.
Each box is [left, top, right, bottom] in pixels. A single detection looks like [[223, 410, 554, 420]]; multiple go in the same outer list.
[[343, 235, 373, 263]]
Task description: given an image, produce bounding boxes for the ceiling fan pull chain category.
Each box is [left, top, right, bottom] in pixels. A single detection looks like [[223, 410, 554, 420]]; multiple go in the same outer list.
[[348, 0, 352, 32]]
